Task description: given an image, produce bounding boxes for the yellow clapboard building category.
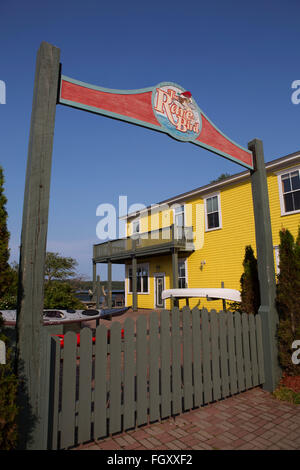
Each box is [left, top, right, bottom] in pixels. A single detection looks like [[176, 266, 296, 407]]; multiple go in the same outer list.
[[93, 151, 300, 311]]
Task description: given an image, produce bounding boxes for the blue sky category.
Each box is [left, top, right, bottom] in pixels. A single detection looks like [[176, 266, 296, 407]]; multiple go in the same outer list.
[[1, 0, 299, 281]]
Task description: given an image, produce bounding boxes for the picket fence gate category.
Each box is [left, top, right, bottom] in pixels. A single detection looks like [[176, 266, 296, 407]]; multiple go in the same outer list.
[[47, 307, 265, 450]]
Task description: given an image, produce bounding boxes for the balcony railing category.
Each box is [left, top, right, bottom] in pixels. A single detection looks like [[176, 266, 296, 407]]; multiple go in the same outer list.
[[93, 225, 194, 261]]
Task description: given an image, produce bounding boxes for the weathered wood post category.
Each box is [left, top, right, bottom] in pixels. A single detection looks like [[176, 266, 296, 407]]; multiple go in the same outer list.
[[16, 41, 60, 449], [107, 260, 112, 309], [92, 258, 97, 301], [96, 275, 101, 309], [248, 138, 281, 392], [132, 255, 137, 311], [172, 247, 179, 308]]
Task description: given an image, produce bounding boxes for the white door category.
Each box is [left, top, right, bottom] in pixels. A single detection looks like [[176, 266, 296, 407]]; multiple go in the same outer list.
[[154, 274, 165, 308]]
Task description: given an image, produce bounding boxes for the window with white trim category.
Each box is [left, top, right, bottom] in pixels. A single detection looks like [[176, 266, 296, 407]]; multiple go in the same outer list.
[[278, 169, 300, 215], [174, 204, 185, 227], [204, 193, 221, 230], [173, 204, 185, 240], [128, 263, 149, 293], [178, 259, 187, 288], [131, 217, 140, 235]]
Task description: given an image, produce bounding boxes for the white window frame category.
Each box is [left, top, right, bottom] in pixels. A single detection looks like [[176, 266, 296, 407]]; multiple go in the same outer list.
[[204, 192, 222, 232], [173, 204, 186, 227], [276, 166, 300, 216], [131, 217, 140, 235], [178, 258, 188, 288], [126, 262, 149, 294]]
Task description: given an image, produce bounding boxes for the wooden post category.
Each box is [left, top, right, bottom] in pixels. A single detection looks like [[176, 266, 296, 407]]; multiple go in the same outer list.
[[221, 282, 226, 311], [132, 256, 137, 311], [92, 261, 96, 302], [248, 138, 281, 392], [107, 260, 112, 309], [15, 42, 60, 449], [96, 275, 101, 309], [172, 249, 179, 308]]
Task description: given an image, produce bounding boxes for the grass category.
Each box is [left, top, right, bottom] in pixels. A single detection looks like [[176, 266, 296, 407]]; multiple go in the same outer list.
[[273, 386, 300, 405]]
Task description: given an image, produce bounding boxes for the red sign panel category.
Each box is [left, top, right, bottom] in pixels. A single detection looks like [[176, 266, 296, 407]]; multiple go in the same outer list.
[[59, 76, 253, 169]]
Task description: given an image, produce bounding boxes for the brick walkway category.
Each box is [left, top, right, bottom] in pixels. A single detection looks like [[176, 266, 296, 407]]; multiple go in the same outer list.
[[74, 387, 299, 451]]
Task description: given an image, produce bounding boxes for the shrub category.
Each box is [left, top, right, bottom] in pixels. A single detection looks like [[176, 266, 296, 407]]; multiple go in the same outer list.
[[0, 314, 19, 450], [44, 281, 85, 310], [0, 294, 17, 310], [0, 167, 14, 299]]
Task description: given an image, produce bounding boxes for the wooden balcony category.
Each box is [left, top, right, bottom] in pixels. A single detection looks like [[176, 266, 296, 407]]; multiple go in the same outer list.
[[93, 225, 194, 263]]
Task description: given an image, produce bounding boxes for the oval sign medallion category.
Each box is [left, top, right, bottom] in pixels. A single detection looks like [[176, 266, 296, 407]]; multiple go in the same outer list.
[[152, 82, 202, 142]]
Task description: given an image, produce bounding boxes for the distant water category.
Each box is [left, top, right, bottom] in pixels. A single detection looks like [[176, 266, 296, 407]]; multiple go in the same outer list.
[[75, 291, 124, 303]]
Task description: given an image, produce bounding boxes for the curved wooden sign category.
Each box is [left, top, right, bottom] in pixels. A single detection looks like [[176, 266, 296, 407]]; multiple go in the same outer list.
[[59, 76, 253, 169]]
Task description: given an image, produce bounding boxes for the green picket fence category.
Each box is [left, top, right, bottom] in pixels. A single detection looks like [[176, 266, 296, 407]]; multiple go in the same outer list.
[[48, 307, 265, 450]]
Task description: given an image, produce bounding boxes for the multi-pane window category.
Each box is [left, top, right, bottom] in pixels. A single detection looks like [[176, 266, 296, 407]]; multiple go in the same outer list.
[[131, 218, 140, 234], [174, 205, 185, 239], [205, 194, 221, 230], [128, 264, 149, 293], [280, 170, 300, 214], [178, 259, 187, 288], [174, 205, 185, 227]]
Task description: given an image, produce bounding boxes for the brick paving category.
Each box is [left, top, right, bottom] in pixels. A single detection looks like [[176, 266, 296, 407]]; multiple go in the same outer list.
[[78, 309, 300, 451], [74, 387, 300, 451]]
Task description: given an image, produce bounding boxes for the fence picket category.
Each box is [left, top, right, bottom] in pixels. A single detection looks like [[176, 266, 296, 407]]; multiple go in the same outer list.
[[192, 307, 203, 407], [161, 310, 171, 418], [94, 324, 108, 440], [234, 313, 245, 392], [149, 312, 160, 422], [109, 322, 122, 434], [201, 309, 212, 403], [78, 328, 93, 444], [60, 331, 77, 449], [171, 307, 182, 415], [242, 313, 252, 389], [182, 306, 193, 410], [136, 315, 148, 426], [227, 312, 238, 395], [219, 312, 230, 398], [123, 317, 135, 430], [249, 314, 259, 386], [49, 336, 61, 450], [211, 310, 221, 401]]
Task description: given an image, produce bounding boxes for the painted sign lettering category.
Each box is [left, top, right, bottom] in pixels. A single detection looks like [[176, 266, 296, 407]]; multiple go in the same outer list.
[[153, 84, 201, 141]]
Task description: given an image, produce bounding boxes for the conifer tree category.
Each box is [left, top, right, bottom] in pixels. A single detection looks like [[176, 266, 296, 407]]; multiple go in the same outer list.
[[240, 245, 260, 314], [276, 227, 300, 375]]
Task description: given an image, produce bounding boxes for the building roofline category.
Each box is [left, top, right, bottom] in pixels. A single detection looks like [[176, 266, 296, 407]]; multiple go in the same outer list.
[[121, 150, 300, 220]]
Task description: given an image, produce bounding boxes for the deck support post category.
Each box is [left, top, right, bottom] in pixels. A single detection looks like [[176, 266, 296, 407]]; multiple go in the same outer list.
[[249, 138, 281, 392], [107, 260, 112, 309], [15, 42, 61, 450], [172, 248, 179, 308], [96, 275, 101, 310], [132, 256, 138, 311], [92, 261, 97, 302]]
